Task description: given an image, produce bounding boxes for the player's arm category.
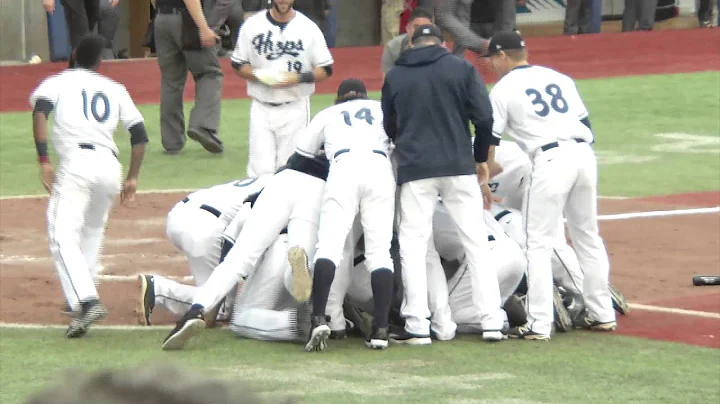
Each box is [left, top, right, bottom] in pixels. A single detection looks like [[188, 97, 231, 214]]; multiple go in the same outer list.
[[31, 99, 54, 193], [282, 26, 334, 85], [294, 114, 325, 158], [380, 77, 398, 140], [230, 22, 259, 83], [119, 89, 149, 204]]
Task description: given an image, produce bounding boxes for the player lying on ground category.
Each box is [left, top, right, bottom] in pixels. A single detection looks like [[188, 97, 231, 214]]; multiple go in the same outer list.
[[31, 34, 148, 339], [161, 151, 329, 350], [136, 177, 269, 326]]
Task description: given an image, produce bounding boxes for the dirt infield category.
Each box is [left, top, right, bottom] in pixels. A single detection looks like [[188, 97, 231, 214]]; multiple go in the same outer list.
[[1, 28, 719, 348]]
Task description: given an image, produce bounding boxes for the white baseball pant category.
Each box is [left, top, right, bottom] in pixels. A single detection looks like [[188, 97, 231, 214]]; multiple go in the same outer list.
[[523, 141, 614, 336], [398, 175, 505, 336], [192, 169, 324, 312], [247, 98, 310, 177], [230, 234, 302, 342], [47, 147, 122, 310]]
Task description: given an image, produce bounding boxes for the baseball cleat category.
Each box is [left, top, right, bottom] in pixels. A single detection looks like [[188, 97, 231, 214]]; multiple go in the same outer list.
[[187, 128, 223, 154], [162, 306, 205, 350], [66, 300, 108, 338], [136, 275, 155, 326], [288, 247, 313, 303], [388, 330, 432, 345], [305, 315, 331, 352], [610, 284, 630, 315], [482, 330, 507, 342], [507, 324, 550, 341], [553, 285, 574, 332], [365, 326, 389, 350], [581, 318, 617, 331], [61, 303, 79, 319]]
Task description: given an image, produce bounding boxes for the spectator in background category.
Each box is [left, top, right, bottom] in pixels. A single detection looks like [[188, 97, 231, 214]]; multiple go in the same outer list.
[[43, 0, 121, 64], [382, 0, 409, 46], [381, 7, 435, 78], [434, 0, 493, 55], [493, 0, 519, 33], [564, 0, 592, 34], [294, 0, 333, 38], [622, 0, 657, 31], [469, 0, 522, 40], [696, 0, 715, 27], [439, 0, 473, 57]]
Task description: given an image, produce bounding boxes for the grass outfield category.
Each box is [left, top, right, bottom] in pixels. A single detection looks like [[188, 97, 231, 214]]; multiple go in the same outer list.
[[0, 71, 718, 197], [1, 328, 719, 403]]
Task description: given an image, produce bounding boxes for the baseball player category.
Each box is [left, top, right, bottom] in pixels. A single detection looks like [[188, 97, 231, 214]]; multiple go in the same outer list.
[[230, 0, 334, 177], [161, 152, 329, 350], [29, 34, 148, 338], [135, 176, 269, 326], [487, 31, 615, 340], [291, 79, 396, 352]]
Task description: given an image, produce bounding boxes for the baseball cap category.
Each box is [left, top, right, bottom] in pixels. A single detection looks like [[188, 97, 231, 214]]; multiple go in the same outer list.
[[487, 30, 526, 56], [411, 24, 444, 43], [337, 78, 367, 98]]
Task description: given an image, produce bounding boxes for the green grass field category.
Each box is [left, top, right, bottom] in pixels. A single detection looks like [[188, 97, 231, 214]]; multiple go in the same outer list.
[[1, 72, 718, 197], [1, 71, 719, 403]]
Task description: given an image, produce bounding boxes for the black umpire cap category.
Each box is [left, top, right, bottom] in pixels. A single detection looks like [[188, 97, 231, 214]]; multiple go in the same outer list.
[[411, 23, 444, 43], [337, 78, 367, 97], [487, 30, 526, 56]]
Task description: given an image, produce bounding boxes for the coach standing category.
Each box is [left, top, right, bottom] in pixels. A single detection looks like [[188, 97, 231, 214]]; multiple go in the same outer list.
[[153, 0, 225, 155], [381, 24, 505, 345]]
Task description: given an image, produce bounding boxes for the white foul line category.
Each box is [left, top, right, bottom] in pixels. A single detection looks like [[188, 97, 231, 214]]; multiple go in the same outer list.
[[0, 323, 173, 330], [595, 206, 719, 221], [628, 303, 720, 319]]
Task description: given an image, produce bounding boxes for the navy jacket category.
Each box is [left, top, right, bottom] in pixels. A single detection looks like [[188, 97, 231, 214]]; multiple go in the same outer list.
[[381, 45, 497, 186]]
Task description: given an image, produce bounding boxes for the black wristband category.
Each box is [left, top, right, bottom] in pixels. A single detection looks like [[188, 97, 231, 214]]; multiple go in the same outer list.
[[35, 141, 49, 157], [298, 72, 315, 83]]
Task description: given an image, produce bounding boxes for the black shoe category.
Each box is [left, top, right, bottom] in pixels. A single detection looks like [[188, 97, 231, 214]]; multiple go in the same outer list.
[[136, 275, 155, 326], [330, 329, 347, 339], [365, 326, 389, 350], [162, 306, 205, 350], [304, 315, 331, 352], [66, 300, 108, 338], [343, 301, 372, 339], [187, 128, 223, 154], [388, 329, 431, 346]]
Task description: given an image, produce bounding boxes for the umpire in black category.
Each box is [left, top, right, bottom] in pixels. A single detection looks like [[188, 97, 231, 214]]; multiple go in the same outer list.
[[381, 24, 505, 344], [154, 0, 225, 155]]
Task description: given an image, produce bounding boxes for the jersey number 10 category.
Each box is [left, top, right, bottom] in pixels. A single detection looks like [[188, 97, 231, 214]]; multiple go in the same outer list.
[[525, 84, 568, 117], [341, 108, 375, 126], [81, 90, 110, 123]]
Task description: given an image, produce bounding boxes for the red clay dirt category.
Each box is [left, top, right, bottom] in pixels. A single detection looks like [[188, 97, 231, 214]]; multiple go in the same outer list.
[[1, 28, 719, 348]]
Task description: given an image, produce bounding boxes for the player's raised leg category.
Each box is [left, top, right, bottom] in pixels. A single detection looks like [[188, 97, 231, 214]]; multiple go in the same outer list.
[[439, 175, 505, 341], [564, 144, 615, 331]]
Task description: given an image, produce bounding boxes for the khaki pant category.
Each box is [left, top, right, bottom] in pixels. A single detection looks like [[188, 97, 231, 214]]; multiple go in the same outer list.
[[381, 0, 406, 46]]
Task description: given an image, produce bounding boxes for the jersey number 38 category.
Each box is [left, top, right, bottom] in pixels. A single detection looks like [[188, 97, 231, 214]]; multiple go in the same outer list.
[[525, 84, 568, 117]]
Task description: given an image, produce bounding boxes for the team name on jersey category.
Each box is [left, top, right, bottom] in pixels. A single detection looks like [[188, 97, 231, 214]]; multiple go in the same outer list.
[[252, 31, 305, 61]]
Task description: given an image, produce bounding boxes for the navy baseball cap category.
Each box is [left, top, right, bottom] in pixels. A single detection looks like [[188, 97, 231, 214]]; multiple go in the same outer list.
[[487, 30, 526, 56], [337, 79, 367, 97], [411, 24, 444, 43]]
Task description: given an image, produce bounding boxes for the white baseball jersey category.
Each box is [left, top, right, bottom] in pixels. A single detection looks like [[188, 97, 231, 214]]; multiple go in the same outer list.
[[231, 10, 334, 103], [184, 176, 270, 227], [490, 65, 593, 156], [488, 140, 531, 210], [294, 99, 391, 160], [29, 68, 143, 160]]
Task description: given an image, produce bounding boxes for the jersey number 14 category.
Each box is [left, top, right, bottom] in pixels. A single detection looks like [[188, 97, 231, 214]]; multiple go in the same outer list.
[[81, 90, 110, 123], [341, 108, 375, 126], [525, 84, 568, 117]]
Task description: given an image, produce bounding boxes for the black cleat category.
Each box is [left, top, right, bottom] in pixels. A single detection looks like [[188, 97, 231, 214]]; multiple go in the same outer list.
[[136, 275, 155, 326], [365, 326, 389, 350], [162, 306, 205, 350], [389, 329, 432, 345], [66, 300, 108, 338]]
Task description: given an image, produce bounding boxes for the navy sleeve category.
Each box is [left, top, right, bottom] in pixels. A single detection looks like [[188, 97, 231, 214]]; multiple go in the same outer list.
[[381, 77, 398, 140], [466, 65, 496, 148]]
